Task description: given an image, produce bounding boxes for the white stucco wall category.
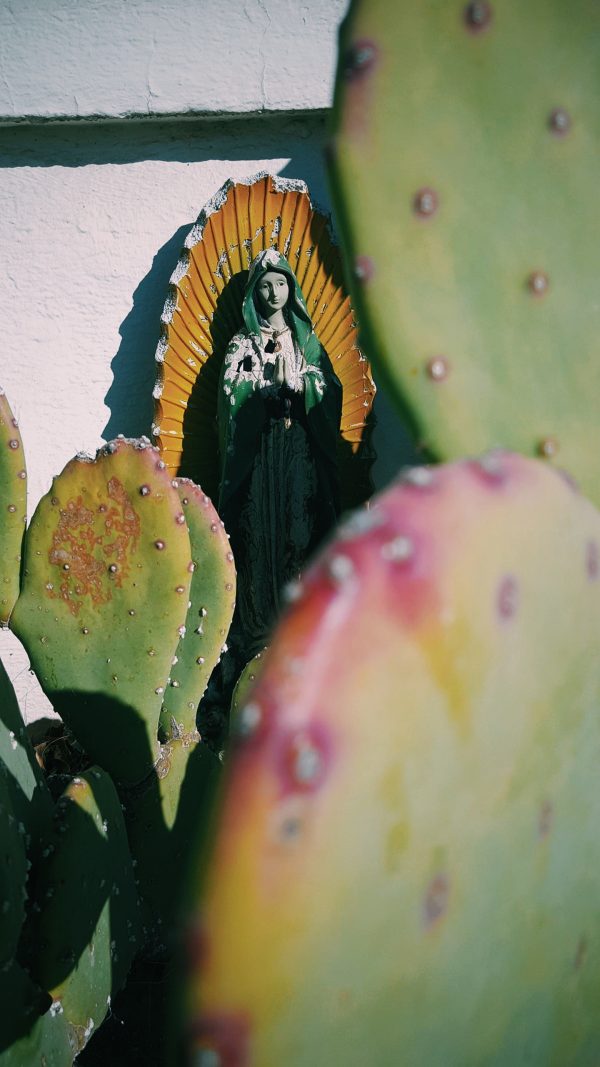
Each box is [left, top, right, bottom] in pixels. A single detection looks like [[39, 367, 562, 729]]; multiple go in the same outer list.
[[0, 0, 409, 721], [0, 0, 348, 122]]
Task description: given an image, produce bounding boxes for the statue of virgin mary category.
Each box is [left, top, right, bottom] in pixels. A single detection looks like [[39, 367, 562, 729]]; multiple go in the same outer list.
[[218, 248, 343, 658]]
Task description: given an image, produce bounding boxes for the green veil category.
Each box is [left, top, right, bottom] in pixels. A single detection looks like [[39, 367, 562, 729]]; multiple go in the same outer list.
[[217, 249, 342, 522]]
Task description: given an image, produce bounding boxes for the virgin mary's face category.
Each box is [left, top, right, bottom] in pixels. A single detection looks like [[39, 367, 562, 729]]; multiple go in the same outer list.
[[256, 271, 289, 314]]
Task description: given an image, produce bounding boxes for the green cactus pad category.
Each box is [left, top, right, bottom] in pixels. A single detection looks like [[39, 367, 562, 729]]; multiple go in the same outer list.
[[182, 454, 600, 1065], [159, 479, 235, 739], [0, 392, 26, 625], [0, 1004, 73, 1067], [229, 649, 266, 728], [0, 959, 73, 1065], [0, 658, 52, 856], [27, 767, 140, 1055], [11, 439, 193, 784], [124, 736, 221, 951], [0, 758, 28, 966], [329, 1, 600, 503]]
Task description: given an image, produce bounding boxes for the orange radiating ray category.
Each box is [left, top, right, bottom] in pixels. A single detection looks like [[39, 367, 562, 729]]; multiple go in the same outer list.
[[153, 173, 375, 506]]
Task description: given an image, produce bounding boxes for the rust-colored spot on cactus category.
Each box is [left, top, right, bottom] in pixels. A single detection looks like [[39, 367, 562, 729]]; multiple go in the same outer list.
[[8, 439, 19, 450], [538, 799, 553, 838], [497, 575, 518, 621], [423, 873, 450, 929], [463, 1, 493, 33], [189, 1012, 251, 1067], [46, 477, 140, 616], [413, 187, 438, 218]]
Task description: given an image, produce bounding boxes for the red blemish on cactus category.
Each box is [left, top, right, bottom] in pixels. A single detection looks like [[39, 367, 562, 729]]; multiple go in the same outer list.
[[423, 873, 450, 929], [463, 1, 493, 33], [538, 799, 553, 838], [8, 439, 19, 449], [413, 188, 438, 218], [574, 936, 588, 971], [353, 255, 374, 284], [549, 108, 571, 136], [426, 356, 449, 382], [497, 575, 518, 621], [343, 39, 378, 82], [46, 478, 140, 616], [190, 1012, 250, 1067], [586, 541, 599, 581], [277, 723, 332, 796]]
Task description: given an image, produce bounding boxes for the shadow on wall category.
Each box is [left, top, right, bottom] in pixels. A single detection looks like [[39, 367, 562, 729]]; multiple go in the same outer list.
[[64, 111, 414, 484], [93, 112, 331, 442]]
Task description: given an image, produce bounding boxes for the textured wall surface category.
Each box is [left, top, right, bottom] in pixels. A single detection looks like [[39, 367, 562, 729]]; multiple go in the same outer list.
[[0, 0, 348, 121], [0, 0, 408, 720]]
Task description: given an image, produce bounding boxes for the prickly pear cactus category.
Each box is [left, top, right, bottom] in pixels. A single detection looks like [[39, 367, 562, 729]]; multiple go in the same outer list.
[[11, 440, 193, 785], [0, 391, 26, 624], [329, 0, 600, 504], [229, 648, 265, 728], [0, 1002, 72, 1067], [181, 454, 600, 1065], [0, 759, 28, 967], [124, 736, 221, 952], [0, 958, 71, 1066], [0, 659, 52, 856], [25, 767, 140, 1056], [159, 479, 235, 739]]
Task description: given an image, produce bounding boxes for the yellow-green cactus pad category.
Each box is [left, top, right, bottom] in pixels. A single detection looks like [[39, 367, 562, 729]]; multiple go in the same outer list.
[[229, 648, 266, 730], [182, 453, 600, 1065], [159, 479, 235, 738], [329, 0, 600, 503], [11, 440, 193, 784], [0, 392, 26, 624]]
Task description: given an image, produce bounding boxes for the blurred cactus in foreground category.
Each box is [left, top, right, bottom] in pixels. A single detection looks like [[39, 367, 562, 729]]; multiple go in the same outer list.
[[181, 454, 600, 1065], [2, 3, 600, 1060]]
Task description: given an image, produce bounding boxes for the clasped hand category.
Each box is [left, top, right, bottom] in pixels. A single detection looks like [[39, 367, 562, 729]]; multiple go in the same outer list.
[[273, 352, 303, 392]]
